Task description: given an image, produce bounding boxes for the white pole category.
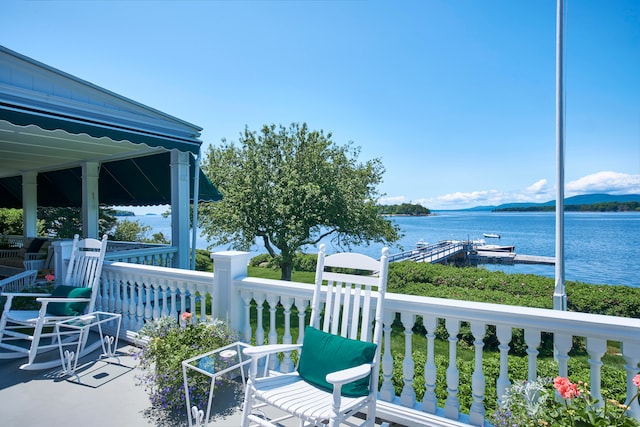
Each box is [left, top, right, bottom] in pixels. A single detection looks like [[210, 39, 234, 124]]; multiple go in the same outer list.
[[191, 152, 201, 270], [553, 0, 566, 311]]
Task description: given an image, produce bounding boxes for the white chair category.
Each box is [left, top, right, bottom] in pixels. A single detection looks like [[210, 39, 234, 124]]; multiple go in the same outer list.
[[0, 234, 108, 370], [241, 244, 389, 427], [0, 269, 37, 293]]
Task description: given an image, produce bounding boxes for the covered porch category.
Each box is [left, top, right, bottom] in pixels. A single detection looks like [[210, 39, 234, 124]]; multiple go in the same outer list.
[[1, 254, 639, 426]]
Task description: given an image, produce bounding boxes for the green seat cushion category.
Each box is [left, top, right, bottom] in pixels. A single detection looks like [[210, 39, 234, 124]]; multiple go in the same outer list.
[[297, 326, 377, 397], [46, 285, 92, 316]]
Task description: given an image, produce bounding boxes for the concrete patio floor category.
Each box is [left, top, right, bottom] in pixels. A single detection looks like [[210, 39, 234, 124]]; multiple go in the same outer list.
[[0, 335, 400, 427]]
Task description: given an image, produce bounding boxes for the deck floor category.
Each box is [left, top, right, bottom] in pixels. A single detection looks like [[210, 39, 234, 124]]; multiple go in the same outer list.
[[0, 334, 399, 426]]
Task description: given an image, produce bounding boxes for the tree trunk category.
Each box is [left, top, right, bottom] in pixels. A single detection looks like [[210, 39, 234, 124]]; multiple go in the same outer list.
[[281, 262, 293, 281]]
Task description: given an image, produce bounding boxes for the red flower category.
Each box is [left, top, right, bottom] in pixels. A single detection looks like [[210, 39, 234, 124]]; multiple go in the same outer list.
[[45, 273, 55, 282], [181, 312, 192, 321], [554, 376, 580, 399], [633, 374, 640, 389]]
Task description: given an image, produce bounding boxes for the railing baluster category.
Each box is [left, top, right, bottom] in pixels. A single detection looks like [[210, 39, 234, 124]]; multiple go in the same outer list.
[[241, 291, 253, 342], [144, 277, 152, 325], [554, 333, 572, 379], [400, 312, 416, 407], [160, 279, 169, 319], [130, 279, 140, 331], [380, 310, 395, 402], [586, 337, 606, 408], [280, 296, 294, 373], [622, 342, 640, 419], [267, 294, 280, 372], [496, 324, 512, 402], [151, 281, 160, 321], [524, 329, 540, 382], [189, 283, 197, 321], [134, 276, 145, 329], [295, 297, 307, 345], [470, 321, 486, 426], [445, 318, 460, 419], [422, 314, 438, 414], [169, 281, 178, 321], [254, 293, 266, 346]]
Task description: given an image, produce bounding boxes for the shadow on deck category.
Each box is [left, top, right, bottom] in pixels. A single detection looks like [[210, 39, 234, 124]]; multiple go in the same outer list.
[[0, 335, 247, 427], [0, 335, 401, 427]]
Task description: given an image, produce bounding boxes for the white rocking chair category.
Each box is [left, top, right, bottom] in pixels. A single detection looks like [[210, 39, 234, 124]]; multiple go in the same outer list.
[[241, 244, 389, 427], [0, 234, 108, 370]]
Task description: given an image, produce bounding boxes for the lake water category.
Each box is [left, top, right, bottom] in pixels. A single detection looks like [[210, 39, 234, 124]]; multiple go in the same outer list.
[[128, 211, 640, 288]]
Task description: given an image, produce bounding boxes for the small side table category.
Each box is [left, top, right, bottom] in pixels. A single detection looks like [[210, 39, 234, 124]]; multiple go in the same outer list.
[[55, 311, 122, 377], [182, 341, 252, 427]]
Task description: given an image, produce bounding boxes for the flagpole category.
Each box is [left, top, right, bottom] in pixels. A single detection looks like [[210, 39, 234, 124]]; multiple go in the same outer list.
[[553, 0, 566, 310]]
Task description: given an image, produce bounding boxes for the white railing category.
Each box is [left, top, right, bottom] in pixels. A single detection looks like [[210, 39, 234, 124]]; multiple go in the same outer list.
[[104, 244, 177, 267], [96, 262, 213, 336], [98, 251, 640, 427]]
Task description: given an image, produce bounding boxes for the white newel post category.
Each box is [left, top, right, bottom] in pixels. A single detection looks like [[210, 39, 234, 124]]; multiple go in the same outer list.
[[210, 251, 251, 333], [52, 239, 74, 286]]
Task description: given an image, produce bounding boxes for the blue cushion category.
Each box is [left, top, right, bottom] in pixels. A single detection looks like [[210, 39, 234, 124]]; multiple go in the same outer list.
[[297, 326, 377, 397]]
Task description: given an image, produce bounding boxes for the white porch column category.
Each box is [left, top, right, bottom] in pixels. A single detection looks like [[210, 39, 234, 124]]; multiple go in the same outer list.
[[21, 172, 38, 237], [81, 162, 100, 239], [170, 150, 190, 268], [210, 251, 250, 333]]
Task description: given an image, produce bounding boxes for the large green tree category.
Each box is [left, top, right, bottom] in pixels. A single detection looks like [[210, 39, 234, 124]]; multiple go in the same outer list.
[[200, 123, 401, 280]]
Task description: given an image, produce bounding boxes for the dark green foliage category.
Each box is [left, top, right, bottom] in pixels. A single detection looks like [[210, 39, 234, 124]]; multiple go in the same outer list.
[[0, 208, 29, 235], [194, 249, 213, 272], [378, 203, 431, 216], [249, 252, 318, 272], [387, 261, 640, 317], [497, 201, 640, 212], [38, 207, 118, 238]]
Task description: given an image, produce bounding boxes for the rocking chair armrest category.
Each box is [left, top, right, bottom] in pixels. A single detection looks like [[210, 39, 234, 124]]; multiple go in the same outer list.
[[36, 297, 90, 304], [243, 343, 302, 358], [325, 363, 372, 386], [1, 292, 51, 298]]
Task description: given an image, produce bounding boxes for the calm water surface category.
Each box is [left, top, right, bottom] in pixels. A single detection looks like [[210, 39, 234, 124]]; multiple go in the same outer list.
[[130, 211, 640, 288]]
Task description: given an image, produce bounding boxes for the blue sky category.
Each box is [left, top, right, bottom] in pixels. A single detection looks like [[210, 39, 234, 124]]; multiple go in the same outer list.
[[3, 0, 639, 211]]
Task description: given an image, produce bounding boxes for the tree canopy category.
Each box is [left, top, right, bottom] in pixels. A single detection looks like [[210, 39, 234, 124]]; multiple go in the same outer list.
[[199, 122, 401, 280]]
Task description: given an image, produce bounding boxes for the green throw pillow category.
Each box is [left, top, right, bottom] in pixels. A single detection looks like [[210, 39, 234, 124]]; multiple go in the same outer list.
[[46, 285, 92, 316], [297, 326, 377, 397]]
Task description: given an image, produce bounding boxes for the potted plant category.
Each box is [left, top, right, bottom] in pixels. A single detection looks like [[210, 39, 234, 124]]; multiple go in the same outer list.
[[132, 314, 239, 420]]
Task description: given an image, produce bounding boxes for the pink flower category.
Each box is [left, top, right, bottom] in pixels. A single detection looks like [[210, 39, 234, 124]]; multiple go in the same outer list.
[[554, 376, 580, 399], [45, 273, 55, 282], [181, 312, 192, 321], [633, 374, 640, 388]]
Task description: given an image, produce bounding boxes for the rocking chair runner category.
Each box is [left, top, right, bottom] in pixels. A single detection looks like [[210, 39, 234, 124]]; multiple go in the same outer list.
[[0, 234, 108, 370], [241, 244, 389, 427]]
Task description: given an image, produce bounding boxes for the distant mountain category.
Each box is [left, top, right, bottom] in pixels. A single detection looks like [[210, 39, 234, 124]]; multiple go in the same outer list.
[[448, 194, 640, 212]]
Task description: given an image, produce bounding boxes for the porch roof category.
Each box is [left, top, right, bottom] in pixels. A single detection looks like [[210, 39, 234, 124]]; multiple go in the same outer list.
[[0, 45, 221, 207]]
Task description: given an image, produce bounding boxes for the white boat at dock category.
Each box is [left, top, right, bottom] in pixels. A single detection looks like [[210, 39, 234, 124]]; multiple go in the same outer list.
[[483, 233, 501, 239]]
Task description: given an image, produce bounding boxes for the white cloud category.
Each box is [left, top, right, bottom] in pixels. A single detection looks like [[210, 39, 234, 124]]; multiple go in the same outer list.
[[566, 171, 640, 196], [525, 179, 548, 194], [383, 171, 639, 210], [378, 195, 408, 205]]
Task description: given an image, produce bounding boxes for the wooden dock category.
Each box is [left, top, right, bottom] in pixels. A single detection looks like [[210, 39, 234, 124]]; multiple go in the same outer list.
[[389, 240, 555, 267], [472, 251, 555, 265]]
